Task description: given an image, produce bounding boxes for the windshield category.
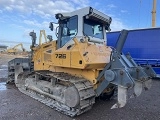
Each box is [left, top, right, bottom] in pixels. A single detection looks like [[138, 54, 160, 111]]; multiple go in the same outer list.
[[61, 16, 78, 46], [84, 18, 104, 39]]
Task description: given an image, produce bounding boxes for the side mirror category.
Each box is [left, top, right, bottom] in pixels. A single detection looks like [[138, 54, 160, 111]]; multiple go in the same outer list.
[[49, 22, 54, 31]]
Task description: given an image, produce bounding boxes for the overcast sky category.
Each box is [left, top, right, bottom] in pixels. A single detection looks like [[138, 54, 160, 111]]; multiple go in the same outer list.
[[0, 0, 159, 49]]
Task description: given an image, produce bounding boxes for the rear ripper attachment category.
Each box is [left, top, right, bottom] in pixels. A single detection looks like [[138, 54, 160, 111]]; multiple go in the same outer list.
[[96, 30, 152, 108]]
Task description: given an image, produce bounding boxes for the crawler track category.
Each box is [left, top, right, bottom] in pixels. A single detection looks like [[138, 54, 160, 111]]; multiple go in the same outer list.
[[16, 71, 95, 117]]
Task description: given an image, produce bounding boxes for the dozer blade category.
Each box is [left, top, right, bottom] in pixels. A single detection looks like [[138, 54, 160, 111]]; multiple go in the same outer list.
[[111, 86, 127, 109]]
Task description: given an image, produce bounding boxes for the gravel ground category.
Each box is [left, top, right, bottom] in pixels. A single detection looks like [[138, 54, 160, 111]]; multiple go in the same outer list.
[[0, 54, 160, 120]]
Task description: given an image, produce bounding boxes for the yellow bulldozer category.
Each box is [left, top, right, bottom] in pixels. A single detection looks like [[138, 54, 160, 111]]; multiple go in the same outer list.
[[12, 7, 155, 117], [6, 43, 26, 55]]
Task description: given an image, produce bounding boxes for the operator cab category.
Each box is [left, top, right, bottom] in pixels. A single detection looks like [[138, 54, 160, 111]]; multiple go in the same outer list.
[[50, 7, 112, 48]]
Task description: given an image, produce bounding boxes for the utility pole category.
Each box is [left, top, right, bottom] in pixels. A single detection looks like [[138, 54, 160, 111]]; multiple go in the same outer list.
[[152, 0, 157, 27]]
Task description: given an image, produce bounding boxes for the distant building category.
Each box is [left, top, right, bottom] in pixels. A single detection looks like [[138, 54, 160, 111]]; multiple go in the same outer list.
[[0, 45, 8, 52]]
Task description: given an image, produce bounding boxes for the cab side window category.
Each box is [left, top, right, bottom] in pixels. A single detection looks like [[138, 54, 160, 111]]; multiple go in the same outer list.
[[61, 16, 78, 47]]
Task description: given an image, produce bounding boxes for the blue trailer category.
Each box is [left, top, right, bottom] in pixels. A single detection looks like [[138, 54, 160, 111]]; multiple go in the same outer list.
[[107, 27, 160, 75]]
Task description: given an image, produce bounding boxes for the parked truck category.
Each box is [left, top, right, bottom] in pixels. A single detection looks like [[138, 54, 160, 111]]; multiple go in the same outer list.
[[107, 27, 160, 76]]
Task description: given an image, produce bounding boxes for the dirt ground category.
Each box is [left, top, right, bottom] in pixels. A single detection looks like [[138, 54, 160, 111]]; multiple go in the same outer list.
[[0, 54, 160, 120]]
